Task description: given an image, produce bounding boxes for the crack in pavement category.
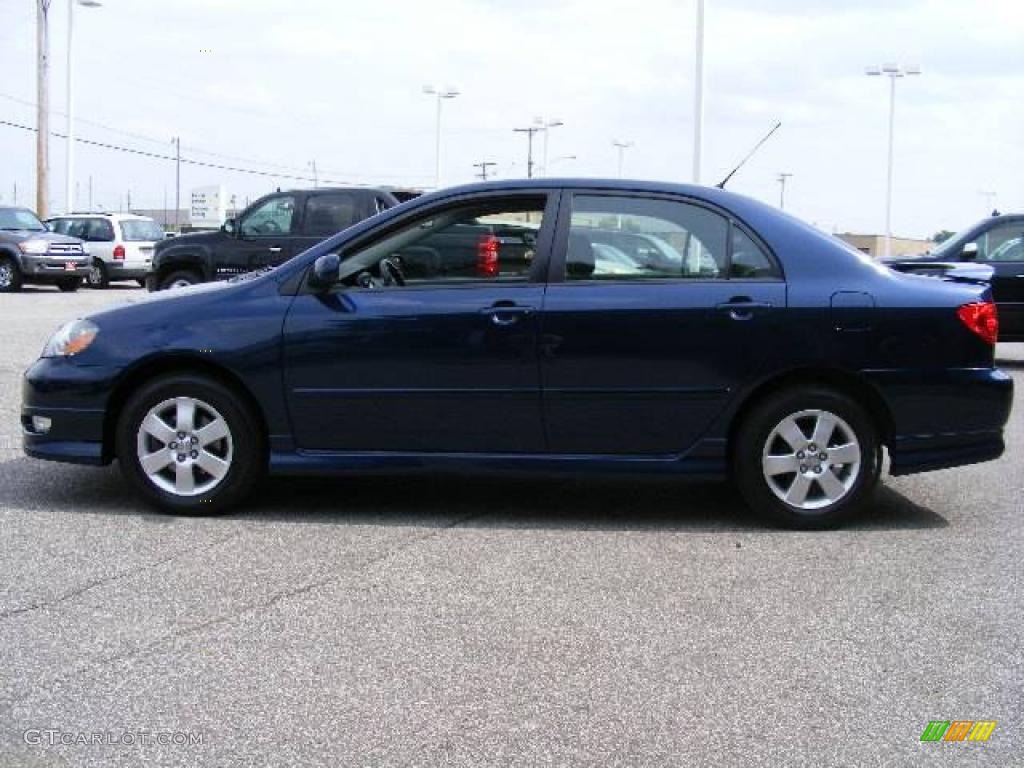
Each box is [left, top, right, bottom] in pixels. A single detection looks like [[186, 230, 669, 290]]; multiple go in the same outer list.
[[0, 530, 247, 620], [1, 510, 486, 711]]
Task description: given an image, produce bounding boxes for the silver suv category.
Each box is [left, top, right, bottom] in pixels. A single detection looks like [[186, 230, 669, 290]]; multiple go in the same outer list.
[[47, 213, 165, 288], [0, 207, 89, 292]]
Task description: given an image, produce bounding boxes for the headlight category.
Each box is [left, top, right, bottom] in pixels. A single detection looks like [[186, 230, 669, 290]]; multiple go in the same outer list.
[[17, 239, 50, 255], [42, 319, 99, 358]]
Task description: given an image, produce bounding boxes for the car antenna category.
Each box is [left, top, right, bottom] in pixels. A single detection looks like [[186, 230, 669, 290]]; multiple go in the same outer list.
[[716, 121, 782, 189]]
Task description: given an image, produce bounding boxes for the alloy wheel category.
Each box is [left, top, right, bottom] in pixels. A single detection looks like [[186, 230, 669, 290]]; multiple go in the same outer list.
[[0, 262, 12, 289], [761, 409, 862, 511], [135, 396, 233, 496]]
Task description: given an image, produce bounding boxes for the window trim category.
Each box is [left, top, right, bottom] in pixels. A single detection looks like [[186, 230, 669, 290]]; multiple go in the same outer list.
[[548, 189, 784, 284]]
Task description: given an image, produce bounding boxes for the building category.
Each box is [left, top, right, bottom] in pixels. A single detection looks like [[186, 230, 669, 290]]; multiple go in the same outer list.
[[836, 233, 933, 258]]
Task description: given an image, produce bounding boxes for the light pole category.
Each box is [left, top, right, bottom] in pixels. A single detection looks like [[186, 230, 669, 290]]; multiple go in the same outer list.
[[534, 117, 563, 177], [513, 125, 543, 178], [423, 85, 459, 189], [613, 139, 634, 178], [866, 62, 920, 257], [777, 172, 792, 210], [36, 1, 53, 218], [548, 154, 577, 170], [693, 0, 705, 183], [66, 0, 102, 213]]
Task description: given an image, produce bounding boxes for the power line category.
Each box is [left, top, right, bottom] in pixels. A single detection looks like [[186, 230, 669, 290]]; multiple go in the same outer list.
[[0, 117, 428, 185], [473, 160, 497, 180]]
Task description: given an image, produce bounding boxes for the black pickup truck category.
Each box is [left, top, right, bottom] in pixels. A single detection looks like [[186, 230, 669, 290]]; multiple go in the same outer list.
[[882, 213, 1024, 341], [147, 187, 409, 291]]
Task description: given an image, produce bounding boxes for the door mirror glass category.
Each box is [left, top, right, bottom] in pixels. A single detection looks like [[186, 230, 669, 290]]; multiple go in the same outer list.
[[962, 242, 978, 261], [308, 253, 341, 290], [222, 218, 237, 236]]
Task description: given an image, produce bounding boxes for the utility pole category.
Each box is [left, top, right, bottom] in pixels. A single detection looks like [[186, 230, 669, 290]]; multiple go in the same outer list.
[[36, 0, 52, 218], [473, 160, 497, 181], [88, 175, 92, 210], [613, 139, 634, 178], [172, 136, 181, 231], [777, 172, 793, 209], [309, 160, 318, 187], [693, 0, 705, 184], [513, 125, 542, 178]]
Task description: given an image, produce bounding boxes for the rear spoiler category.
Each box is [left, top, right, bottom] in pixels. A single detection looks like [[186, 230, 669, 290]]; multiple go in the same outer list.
[[939, 262, 994, 285]]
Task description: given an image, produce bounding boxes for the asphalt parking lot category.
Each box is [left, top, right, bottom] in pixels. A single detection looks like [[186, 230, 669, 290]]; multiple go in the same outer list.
[[0, 285, 1021, 767]]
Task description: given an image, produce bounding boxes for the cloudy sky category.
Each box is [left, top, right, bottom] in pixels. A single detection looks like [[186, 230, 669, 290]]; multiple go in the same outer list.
[[0, 0, 1021, 238]]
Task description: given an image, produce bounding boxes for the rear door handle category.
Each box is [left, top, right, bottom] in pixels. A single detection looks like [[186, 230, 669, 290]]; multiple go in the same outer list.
[[716, 299, 772, 320], [481, 304, 534, 326]]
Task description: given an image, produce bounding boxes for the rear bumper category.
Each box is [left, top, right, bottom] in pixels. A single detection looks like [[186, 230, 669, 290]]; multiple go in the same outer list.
[[864, 367, 1013, 475], [103, 260, 150, 279]]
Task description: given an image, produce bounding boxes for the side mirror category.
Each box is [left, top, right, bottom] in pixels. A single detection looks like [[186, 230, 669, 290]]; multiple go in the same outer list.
[[962, 242, 978, 261], [308, 253, 341, 290], [222, 218, 237, 237]]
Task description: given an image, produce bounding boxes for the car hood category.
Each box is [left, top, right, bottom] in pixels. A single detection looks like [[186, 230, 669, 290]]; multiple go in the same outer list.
[[1, 230, 83, 245]]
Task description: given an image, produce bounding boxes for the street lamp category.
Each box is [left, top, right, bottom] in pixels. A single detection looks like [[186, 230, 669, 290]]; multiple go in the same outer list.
[[66, 0, 102, 213], [865, 62, 921, 257], [693, 0, 705, 183], [534, 117, 563, 177], [777, 172, 792, 210], [612, 139, 634, 178], [423, 85, 459, 189], [548, 154, 577, 170]]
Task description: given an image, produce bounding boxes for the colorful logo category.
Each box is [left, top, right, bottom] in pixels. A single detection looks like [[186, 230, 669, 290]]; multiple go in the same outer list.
[[920, 721, 997, 742]]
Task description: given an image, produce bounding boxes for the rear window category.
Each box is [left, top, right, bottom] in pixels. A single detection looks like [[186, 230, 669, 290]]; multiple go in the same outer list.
[[120, 218, 164, 242]]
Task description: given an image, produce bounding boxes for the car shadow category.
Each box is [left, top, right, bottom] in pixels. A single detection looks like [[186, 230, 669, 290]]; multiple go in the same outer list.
[[995, 358, 1024, 370], [0, 456, 948, 532]]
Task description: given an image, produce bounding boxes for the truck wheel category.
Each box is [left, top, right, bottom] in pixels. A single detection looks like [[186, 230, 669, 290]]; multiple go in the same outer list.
[[159, 270, 201, 290], [116, 374, 264, 515], [0, 256, 22, 293], [732, 387, 881, 529], [57, 277, 81, 292], [86, 260, 109, 288]]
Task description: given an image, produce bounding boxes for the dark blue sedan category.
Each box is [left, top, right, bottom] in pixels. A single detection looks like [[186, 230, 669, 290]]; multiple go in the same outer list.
[[21, 180, 1013, 527]]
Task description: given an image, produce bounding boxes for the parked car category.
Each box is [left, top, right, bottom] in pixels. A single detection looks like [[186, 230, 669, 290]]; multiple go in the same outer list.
[[47, 213, 164, 288], [883, 213, 1024, 341], [0, 206, 89, 292], [146, 187, 403, 291], [23, 179, 1013, 528]]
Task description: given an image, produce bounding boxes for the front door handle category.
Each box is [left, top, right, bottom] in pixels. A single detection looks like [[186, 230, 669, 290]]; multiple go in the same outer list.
[[268, 246, 283, 254], [716, 299, 772, 321], [481, 304, 534, 326]]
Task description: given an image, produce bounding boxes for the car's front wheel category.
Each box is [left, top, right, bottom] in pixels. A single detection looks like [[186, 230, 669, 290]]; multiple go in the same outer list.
[[116, 374, 264, 514], [733, 387, 881, 529], [0, 256, 23, 292]]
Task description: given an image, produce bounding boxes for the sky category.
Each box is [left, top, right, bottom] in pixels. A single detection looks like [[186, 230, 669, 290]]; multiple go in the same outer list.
[[0, 0, 1021, 238]]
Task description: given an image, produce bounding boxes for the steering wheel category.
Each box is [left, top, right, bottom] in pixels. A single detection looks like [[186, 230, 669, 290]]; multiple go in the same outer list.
[[379, 257, 406, 287], [261, 220, 283, 234]]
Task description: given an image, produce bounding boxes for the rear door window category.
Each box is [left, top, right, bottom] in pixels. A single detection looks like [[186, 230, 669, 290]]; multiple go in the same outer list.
[[303, 194, 359, 237]]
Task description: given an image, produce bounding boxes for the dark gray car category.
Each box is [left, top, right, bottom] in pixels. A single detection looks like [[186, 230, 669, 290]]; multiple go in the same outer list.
[[0, 207, 91, 292]]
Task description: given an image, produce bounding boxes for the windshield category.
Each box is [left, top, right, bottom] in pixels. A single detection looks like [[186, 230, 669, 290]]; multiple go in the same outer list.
[[120, 218, 165, 242], [0, 208, 46, 232], [928, 232, 963, 258]]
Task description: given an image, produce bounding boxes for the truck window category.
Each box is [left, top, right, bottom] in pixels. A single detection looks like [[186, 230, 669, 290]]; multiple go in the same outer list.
[[303, 194, 358, 237]]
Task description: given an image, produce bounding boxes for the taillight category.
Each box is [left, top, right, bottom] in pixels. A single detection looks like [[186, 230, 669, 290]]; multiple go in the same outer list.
[[476, 234, 499, 278], [113, 244, 125, 260], [957, 301, 998, 345]]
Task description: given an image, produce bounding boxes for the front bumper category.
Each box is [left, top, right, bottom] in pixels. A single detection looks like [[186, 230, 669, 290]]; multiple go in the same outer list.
[[864, 367, 1013, 475], [22, 357, 116, 466], [21, 253, 91, 279]]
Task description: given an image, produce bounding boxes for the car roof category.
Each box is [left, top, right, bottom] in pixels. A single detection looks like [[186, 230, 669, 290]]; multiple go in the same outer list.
[[51, 212, 154, 220]]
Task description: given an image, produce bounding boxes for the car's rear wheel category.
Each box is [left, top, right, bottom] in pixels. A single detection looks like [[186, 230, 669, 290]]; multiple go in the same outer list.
[[86, 259, 109, 288], [733, 387, 881, 529], [0, 256, 22, 292], [116, 374, 264, 514], [159, 270, 201, 290], [57, 277, 81, 292]]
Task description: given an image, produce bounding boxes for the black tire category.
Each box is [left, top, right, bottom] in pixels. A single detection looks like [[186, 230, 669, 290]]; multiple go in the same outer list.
[[116, 374, 265, 515], [0, 255, 23, 293], [86, 259, 109, 288], [158, 270, 201, 290], [732, 387, 881, 529], [57, 277, 81, 292]]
